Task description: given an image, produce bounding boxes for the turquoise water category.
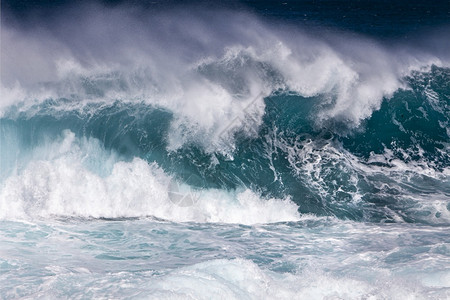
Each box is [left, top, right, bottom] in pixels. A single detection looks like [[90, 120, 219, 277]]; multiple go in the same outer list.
[[1, 0, 449, 298]]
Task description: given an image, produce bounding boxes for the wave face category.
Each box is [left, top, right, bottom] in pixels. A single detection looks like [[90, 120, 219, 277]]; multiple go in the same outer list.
[[1, 1, 449, 298]]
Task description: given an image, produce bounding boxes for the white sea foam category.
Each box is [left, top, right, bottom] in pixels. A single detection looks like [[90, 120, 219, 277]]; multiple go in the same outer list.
[[0, 131, 300, 224], [147, 258, 439, 300], [265, 127, 450, 224], [1, 209, 449, 299], [12, 258, 443, 299]]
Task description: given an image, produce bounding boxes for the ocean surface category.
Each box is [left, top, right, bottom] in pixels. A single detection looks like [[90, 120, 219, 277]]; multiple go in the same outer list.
[[1, 0, 449, 299]]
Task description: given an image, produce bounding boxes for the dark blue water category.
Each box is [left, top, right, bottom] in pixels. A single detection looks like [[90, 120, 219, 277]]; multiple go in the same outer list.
[[1, 1, 449, 298]]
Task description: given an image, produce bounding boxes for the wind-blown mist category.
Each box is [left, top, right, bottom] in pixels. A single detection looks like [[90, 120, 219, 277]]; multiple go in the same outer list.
[[2, 4, 447, 150], [1, 1, 449, 299]]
